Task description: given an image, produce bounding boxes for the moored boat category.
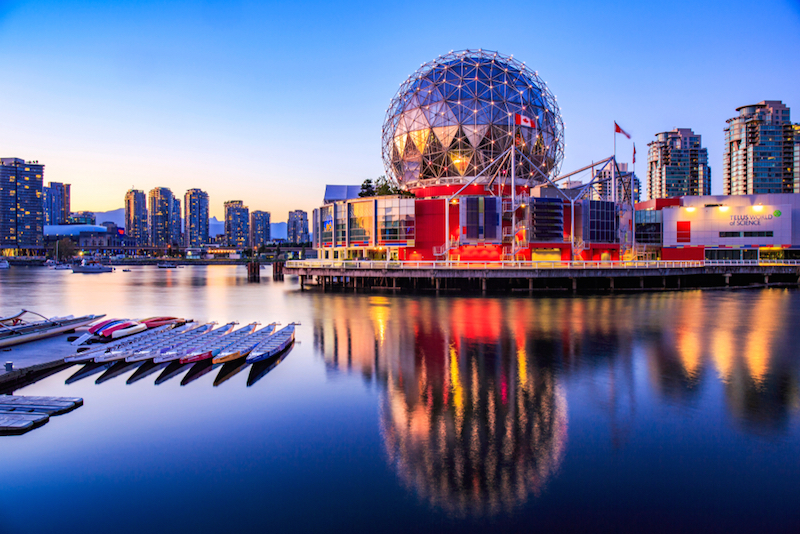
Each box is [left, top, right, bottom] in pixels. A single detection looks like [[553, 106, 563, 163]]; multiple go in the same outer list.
[[212, 323, 277, 364], [72, 260, 113, 273], [0, 259, 9, 269], [246, 324, 297, 363], [153, 322, 236, 363], [0, 310, 105, 348], [179, 323, 258, 364]]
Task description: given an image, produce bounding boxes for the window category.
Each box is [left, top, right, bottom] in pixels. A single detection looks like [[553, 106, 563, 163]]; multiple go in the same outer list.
[[719, 231, 741, 238], [743, 231, 773, 237]]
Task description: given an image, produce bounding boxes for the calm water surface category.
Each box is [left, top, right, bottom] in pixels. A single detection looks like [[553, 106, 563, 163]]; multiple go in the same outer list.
[[1, 266, 800, 533]]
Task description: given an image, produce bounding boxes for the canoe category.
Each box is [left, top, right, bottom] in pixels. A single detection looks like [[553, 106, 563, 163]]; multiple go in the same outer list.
[[88, 319, 121, 335], [212, 323, 277, 364], [0, 311, 106, 349], [65, 324, 177, 363], [101, 321, 138, 337], [125, 323, 216, 362], [154, 323, 236, 363], [180, 323, 258, 364], [111, 323, 148, 339], [246, 324, 296, 363]]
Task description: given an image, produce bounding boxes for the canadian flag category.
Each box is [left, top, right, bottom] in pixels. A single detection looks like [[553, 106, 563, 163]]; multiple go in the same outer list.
[[614, 122, 631, 139], [515, 113, 533, 127], [633, 143, 636, 164]]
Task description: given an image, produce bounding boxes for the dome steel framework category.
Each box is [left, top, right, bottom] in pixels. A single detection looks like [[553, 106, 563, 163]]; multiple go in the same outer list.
[[381, 49, 565, 190]]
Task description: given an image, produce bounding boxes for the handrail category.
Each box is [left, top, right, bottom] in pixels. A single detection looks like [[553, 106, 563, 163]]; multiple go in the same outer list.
[[285, 259, 800, 270]]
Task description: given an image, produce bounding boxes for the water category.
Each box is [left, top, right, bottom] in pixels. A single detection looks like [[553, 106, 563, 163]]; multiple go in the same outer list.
[[1, 266, 800, 533]]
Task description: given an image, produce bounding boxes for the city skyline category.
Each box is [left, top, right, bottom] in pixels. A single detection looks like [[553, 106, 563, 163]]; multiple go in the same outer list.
[[0, 1, 798, 217]]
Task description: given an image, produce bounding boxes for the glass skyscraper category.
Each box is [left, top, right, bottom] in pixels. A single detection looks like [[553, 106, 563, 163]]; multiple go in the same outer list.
[[724, 101, 797, 195], [0, 158, 44, 253], [125, 189, 148, 246], [250, 210, 271, 248], [647, 128, 711, 199], [184, 188, 209, 248], [148, 187, 175, 248], [288, 210, 309, 244], [171, 197, 181, 246], [43, 182, 71, 225], [224, 200, 249, 249]]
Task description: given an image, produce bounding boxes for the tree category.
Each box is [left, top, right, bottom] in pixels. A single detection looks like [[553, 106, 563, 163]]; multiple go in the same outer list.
[[53, 238, 76, 261], [359, 178, 375, 197], [257, 244, 268, 255], [375, 175, 415, 197]]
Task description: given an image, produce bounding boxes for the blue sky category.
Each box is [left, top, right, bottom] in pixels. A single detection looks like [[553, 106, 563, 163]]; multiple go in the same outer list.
[[1, 0, 798, 220]]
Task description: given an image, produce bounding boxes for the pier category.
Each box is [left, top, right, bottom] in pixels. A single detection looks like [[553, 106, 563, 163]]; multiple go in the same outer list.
[[286, 259, 800, 293]]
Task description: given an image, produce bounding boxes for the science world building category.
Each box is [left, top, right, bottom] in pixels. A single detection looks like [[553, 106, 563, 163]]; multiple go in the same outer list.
[[313, 49, 627, 263]]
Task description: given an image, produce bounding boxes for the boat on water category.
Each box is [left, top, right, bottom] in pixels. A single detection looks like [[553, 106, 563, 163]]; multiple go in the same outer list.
[[64, 324, 178, 363], [0, 259, 9, 269], [246, 324, 297, 363], [157, 262, 178, 269], [212, 323, 277, 364], [180, 323, 259, 364], [72, 260, 113, 273], [0, 310, 105, 348], [54, 263, 72, 270], [153, 323, 236, 363]]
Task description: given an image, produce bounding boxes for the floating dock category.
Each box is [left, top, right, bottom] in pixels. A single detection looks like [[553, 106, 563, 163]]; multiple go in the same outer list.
[[0, 395, 83, 435]]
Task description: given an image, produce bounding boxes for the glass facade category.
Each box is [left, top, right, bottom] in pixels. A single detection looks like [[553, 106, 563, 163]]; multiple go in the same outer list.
[[634, 210, 662, 244], [647, 129, 710, 199], [724, 101, 797, 195], [318, 206, 333, 246], [458, 196, 500, 243], [148, 187, 177, 247], [250, 210, 271, 248], [43, 182, 70, 225], [0, 158, 44, 251], [377, 198, 415, 244], [582, 200, 618, 243], [381, 50, 564, 190], [530, 197, 564, 242], [225, 200, 250, 249], [288, 210, 310, 244], [125, 189, 148, 247], [184, 189, 209, 248], [348, 201, 374, 245]]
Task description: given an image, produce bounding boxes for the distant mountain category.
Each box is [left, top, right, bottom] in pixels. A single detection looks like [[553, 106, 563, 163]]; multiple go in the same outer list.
[[209, 216, 224, 237], [93, 208, 125, 228], [89, 210, 289, 241]]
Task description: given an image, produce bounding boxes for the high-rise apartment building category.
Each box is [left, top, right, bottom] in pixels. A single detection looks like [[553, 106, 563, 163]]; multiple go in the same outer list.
[[250, 210, 271, 248], [0, 158, 44, 252], [591, 163, 641, 203], [68, 211, 96, 225], [647, 128, 711, 199], [184, 189, 209, 247], [149, 187, 176, 248], [171, 197, 182, 246], [224, 200, 250, 248], [125, 189, 148, 246], [288, 210, 310, 244], [724, 100, 797, 195], [43, 182, 71, 225]]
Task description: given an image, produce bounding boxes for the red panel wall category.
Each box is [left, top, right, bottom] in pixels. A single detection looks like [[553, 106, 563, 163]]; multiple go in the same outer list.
[[661, 246, 705, 260]]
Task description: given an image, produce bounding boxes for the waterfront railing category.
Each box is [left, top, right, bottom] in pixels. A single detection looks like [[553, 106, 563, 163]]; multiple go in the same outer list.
[[286, 259, 800, 270]]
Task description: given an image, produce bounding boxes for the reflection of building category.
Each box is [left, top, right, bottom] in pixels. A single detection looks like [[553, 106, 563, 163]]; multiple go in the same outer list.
[[724, 101, 797, 195], [43, 181, 71, 225], [250, 210, 271, 248], [225, 200, 249, 249], [0, 157, 44, 253], [313, 296, 567, 517], [288, 210, 309, 244], [647, 128, 711, 199], [184, 188, 209, 248], [125, 189, 148, 246]]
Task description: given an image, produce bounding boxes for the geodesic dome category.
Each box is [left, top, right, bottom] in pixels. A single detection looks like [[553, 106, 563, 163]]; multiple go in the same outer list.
[[381, 49, 565, 191]]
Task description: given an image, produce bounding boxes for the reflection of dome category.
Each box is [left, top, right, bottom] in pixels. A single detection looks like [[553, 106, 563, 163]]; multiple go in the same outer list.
[[380, 345, 567, 517], [381, 49, 565, 190]]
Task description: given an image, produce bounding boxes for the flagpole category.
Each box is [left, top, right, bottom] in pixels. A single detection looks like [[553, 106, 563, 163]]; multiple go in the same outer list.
[[612, 125, 616, 203], [632, 143, 636, 258]]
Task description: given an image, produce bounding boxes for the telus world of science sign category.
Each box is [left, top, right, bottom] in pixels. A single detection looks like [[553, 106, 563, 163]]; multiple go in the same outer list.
[[662, 204, 792, 248]]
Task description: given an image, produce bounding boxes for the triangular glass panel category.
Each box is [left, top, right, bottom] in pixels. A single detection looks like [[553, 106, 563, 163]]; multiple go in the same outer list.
[[393, 133, 408, 156], [449, 150, 473, 176], [409, 129, 430, 155], [463, 124, 489, 148], [432, 125, 458, 148]]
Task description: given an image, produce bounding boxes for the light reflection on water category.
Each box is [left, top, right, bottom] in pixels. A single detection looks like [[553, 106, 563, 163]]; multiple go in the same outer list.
[[1, 266, 800, 532]]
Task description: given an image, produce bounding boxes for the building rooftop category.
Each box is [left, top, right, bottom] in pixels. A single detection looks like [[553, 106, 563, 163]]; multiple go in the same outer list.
[[324, 185, 362, 204]]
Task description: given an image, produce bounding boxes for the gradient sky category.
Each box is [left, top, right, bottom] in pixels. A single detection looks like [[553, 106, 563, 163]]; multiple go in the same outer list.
[[1, 0, 798, 221]]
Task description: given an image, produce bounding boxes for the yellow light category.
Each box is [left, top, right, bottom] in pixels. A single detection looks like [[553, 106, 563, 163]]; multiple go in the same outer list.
[[719, 206, 729, 212], [753, 205, 764, 211], [686, 207, 696, 212]]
